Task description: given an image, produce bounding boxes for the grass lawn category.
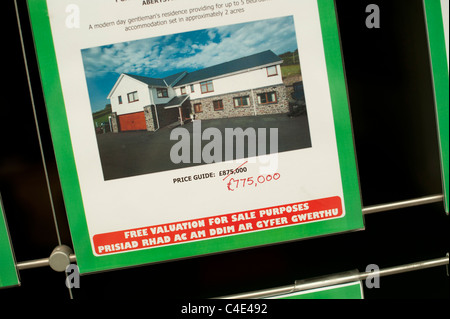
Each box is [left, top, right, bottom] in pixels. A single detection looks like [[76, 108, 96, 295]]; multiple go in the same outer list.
[[93, 107, 112, 127], [93, 113, 110, 127], [281, 65, 301, 78]]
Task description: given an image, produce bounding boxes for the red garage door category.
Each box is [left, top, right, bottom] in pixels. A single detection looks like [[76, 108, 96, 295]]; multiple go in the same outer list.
[[119, 112, 147, 131]]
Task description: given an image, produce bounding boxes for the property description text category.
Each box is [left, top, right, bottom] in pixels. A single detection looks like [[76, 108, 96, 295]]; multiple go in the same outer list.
[[89, 0, 272, 32]]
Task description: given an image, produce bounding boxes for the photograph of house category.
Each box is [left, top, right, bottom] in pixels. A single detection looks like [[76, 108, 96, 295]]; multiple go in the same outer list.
[[82, 16, 311, 180], [107, 50, 289, 133]]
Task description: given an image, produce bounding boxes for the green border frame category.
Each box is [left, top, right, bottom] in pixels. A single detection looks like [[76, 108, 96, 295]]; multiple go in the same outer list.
[[0, 195, 19, 288], [423, 0, 449, 213], [27, 0, 363, 274]]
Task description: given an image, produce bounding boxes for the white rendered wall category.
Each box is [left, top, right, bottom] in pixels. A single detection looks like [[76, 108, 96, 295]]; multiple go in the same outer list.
[[150, 86, 177, 105], [176, 65, 284, 100], [110, 76, 152, 116]]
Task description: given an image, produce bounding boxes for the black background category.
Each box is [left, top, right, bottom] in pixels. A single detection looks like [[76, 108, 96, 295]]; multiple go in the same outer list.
[[0, 0, 448, 302]]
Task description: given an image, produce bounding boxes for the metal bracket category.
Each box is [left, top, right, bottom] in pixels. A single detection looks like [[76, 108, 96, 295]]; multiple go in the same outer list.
[[49, 245, 73, 272], [446, 253, 449, 277]]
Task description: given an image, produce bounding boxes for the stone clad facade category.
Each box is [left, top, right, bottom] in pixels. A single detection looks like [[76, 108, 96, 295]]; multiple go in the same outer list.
[[111, 112, 120, 133], [190, 84, 289, 120]]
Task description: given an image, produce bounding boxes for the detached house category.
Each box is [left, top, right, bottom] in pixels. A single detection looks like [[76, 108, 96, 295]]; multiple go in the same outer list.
[[107, 50, 289, 132]]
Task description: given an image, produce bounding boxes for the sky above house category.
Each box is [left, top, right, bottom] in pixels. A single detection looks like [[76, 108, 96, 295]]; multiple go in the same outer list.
[[82, 15, 298, 113]]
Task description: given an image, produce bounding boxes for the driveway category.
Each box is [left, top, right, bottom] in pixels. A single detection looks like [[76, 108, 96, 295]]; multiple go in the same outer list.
[[96, 113, 312, 180]]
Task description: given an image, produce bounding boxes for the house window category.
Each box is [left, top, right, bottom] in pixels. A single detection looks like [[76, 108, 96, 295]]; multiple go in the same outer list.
[[157, 88, 168, 98], [267, 66, 278, 77], [127, 91, 139, 103], [200, 80, 214, 94], [194, 103, 202, 113], [257, 92, 277, 104], [180, 87, 187, 94], [190, 84, 195, 93], [118, 96, 123, 104], [213, 100, 224, 111], [234, 96, 250, 107]]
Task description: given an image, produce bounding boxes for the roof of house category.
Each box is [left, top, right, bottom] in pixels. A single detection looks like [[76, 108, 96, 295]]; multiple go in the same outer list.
[[114, 50, 282, 93], [163, 71, 188, 87], [175, 50, 282, 86], [163, 95, 190, 109], [124, 73, 167, 87]]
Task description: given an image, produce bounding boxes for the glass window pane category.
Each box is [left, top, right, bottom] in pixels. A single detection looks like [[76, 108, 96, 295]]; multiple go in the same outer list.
[[260, 94, 267, 104], [270, 92, 276, 102], [267, 66, 277, 76]]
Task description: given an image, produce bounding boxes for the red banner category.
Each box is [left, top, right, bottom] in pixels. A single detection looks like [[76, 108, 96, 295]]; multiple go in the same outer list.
[[93, 196, 342, 255]]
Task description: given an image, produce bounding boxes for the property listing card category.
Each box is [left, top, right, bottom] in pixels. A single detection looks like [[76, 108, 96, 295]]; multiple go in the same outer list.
[[27, 0, 364, 273], [424, 0, 449, 213], [0, 194, 19, 288]]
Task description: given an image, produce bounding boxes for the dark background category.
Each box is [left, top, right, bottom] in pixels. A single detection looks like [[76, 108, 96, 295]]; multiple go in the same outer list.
[[0, 0, 448, 302]]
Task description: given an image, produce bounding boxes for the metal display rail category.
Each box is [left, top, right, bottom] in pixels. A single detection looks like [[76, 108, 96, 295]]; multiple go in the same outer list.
[[220, 256, 449, 299], [14, 194, 444, 270], [12, 194, 448, 299]]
